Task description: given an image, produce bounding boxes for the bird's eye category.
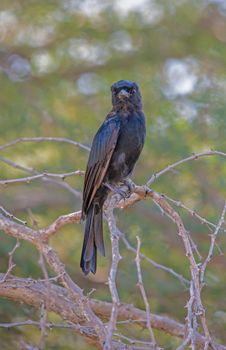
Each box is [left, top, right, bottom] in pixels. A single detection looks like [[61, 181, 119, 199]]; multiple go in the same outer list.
[[131, 88, 136, 94]]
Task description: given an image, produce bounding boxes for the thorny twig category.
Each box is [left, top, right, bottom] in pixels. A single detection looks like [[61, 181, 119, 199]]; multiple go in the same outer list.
[[0, 170, 84, 185], [163, 194, 226, 233], [0, 238, 20, 283], [152, 192, 213, 348], [199, 202, 226, 350], [0, 157, 81, 198], [0, 136, 87, 198], [0, 206, 27, 225], [146, 150, 226, 186], [104, 205, 122, 350], [0, 136, 90, 152], [135, 236, 157, 348], [28, 209, 49, 350], [200, 202, 226, 285], [177, 202, 226, 350], [176, 280, 197, 350], [123, 187, 216, 349], [38, 253, 49, 349], [121, 233, 189, 287], [38, 303, 48, 350], [152, 196, 203, 261], [114, 331, 157, 348], [0, 320, 77, 329]]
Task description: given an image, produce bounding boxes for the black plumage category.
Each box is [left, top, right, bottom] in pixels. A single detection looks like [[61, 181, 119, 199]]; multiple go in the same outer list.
[[80, 80, 146, 275]]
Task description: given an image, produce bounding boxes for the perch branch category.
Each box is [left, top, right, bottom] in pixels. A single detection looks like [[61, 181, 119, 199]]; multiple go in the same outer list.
[[0, 183, 225, 348]]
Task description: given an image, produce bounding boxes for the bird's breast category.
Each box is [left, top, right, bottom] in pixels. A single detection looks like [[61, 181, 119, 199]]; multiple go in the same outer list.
[[106, 111, 145, 182]]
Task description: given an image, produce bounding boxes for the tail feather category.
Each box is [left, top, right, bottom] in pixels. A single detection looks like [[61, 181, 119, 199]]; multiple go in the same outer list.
[[80, 202, 104, 275], [94, 206, 105, 256]]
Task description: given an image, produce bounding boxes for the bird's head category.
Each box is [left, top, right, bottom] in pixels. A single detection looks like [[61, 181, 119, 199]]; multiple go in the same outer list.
[[111, 80, 142, 111]]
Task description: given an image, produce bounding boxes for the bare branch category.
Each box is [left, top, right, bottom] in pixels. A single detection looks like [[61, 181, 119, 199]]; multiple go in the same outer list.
[[0, 187, 188, 285], [0, 137, 90, 152], [38, 303, 48, 350], [176, 281, 196, 350], [0, 156, 82, 198], [162, 194, 226, 233], [0, 213, 106, 347], [1, 200, 188, 288], [146, 150, 226, 186], [34, 204, 54, 350], [0, 274, 225, 349], [0, 179, 225, 349], [0, 170, 84, 185], [105, 205, 122, 350], [38, 249, 49, 349], [41, 211, 81, 239], [0, 320, 74, 329], [0, 206, 27, 225], [118, 186, 215, 348], [0, 239, 20, 283], [0, 155, 34, 173], [200, 202, 226, 285], [114, 332, 157, 349], [135, 236, 157, 348], [187, 231, 202, 261], [121, 232, 189, 287]]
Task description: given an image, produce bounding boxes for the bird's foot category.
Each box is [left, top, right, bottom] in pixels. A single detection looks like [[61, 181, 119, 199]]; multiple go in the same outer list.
[[122, 178, 135, 195], [104, 182, 128, 200]]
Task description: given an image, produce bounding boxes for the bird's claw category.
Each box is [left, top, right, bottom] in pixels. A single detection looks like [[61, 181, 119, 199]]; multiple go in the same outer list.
[[123, 179, 135, 195], [103, 182, 129, 200], [117, 188, 129, 200]]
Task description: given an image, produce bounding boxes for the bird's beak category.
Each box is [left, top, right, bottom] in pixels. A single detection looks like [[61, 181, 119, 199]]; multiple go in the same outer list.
[[118, 89, 130, 99]]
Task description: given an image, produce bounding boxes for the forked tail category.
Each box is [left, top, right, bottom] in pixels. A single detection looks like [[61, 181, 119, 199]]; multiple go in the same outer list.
[[80, 202, 105, 275]]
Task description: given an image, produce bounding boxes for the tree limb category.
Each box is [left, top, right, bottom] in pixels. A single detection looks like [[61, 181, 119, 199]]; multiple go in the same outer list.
[[0, 274, 225, 350], [0, 184, 225, 349]]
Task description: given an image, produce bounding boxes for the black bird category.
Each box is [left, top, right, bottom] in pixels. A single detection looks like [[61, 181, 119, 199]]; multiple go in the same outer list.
[[80, 80, 146, 275]]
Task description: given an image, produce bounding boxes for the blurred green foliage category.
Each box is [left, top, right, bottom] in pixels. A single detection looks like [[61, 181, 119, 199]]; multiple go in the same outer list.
[[0, 0, 226, 348]]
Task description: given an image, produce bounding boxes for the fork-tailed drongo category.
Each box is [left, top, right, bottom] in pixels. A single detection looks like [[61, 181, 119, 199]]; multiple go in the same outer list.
[[80, 80, 146, 275]]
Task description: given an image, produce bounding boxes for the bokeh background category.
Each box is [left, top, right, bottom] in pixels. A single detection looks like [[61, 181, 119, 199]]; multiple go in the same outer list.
[[0, 0, 226, 348]]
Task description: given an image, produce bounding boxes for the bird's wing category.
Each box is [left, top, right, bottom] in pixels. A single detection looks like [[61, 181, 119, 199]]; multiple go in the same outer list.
[[82, 116, 120, 215]]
